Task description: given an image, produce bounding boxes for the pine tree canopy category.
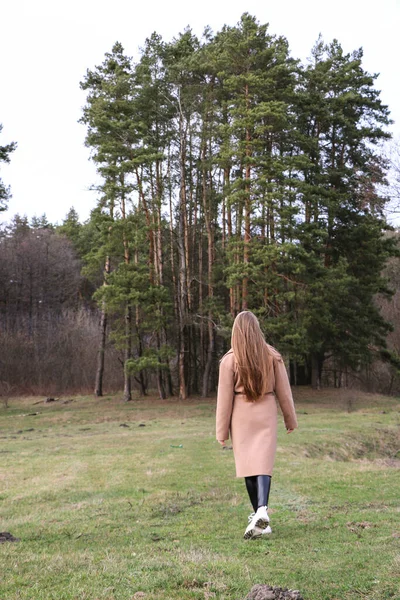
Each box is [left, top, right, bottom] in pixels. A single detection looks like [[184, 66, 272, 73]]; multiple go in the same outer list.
[[75, 14, 399, 394]]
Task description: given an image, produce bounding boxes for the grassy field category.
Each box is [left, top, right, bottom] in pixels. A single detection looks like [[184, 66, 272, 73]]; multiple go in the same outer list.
[[0, 389, 399, 600]]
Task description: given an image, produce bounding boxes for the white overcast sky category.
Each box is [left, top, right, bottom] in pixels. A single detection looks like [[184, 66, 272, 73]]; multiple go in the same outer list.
[[0, 0, 399, 225]]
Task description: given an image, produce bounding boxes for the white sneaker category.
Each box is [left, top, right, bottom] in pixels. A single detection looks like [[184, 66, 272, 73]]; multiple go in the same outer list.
[[246, 513, 272, 537], [244, 506, 271, 539], [259, 524, 272, 536]]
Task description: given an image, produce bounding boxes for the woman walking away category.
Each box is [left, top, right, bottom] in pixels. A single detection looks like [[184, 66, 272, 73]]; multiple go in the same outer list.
[[216, 311, 298, 539]]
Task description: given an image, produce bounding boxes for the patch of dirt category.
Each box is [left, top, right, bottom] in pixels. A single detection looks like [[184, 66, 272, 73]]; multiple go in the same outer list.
[[151, 491, 204, 517], [0, 532, 19, 543], [180, 580, 227, 596], [243, 584, 304, 600], [150, 489, 225, 518], [346, 521, 375, 534]]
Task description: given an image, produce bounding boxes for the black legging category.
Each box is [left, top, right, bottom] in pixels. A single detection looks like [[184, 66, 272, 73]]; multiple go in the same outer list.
[[245, 475, 272, 512]]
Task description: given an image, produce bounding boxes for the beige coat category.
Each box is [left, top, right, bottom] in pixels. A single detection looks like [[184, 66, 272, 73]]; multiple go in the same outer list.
[[215, 345, 298, 477]]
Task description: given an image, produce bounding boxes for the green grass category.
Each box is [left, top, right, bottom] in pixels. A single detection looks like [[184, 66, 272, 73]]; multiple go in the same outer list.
[[0, 390, 399, 600]]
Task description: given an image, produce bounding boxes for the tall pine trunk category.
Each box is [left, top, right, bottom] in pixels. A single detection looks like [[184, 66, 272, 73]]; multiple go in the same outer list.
[[311, 353, 324, 390], [94, 203, 113, 396], [121, 182, 132, 401], [95, 303, 107, 397], [123, 306, 132, 401], [200, 105, 215, 397], [242, 83, 251, 310], [201, 154, 215, 397], [177, 102, 188, 400]]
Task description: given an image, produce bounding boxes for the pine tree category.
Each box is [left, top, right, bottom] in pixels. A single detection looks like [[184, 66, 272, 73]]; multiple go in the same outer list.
[[0, 124, 17, 211], [131, 33, 176, 398], [293, 37, 396, 386], [80, 42, 137, 399], [210, 14, 297, 316], [164, 29, 202, 399]]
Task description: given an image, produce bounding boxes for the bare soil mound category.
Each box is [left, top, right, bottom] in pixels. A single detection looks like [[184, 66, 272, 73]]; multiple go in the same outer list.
[[0, 532, 19, 543]]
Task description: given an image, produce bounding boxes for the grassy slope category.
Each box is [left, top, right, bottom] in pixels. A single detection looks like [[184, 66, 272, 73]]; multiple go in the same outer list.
[[0, 390, 399, 600]]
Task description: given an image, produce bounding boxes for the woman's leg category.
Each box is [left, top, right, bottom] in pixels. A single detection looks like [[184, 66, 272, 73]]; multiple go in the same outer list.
[[244, 476, 258, 512], [243, 475, 273, 539], [256, 475, 272, 508]]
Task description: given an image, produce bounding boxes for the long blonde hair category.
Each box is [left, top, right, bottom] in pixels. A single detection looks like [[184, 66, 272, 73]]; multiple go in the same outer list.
[[231, 311, 272, 402]]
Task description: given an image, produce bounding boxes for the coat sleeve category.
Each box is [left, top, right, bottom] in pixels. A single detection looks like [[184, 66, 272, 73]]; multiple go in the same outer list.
[[273, 355, 298, 430], [216, 354, 235, 441]]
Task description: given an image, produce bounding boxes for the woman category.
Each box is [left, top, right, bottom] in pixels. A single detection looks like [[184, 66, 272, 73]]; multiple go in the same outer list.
[[216, 310, 298, 539]]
